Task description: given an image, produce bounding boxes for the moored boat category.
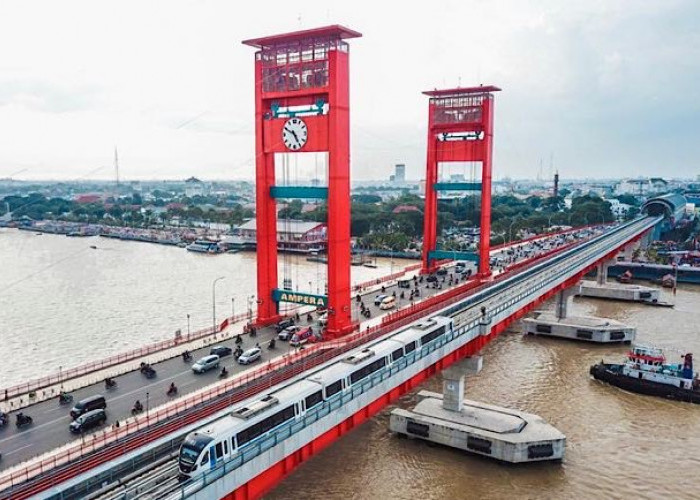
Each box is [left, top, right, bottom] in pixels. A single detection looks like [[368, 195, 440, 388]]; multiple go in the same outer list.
[[590, 345, 700, 403]]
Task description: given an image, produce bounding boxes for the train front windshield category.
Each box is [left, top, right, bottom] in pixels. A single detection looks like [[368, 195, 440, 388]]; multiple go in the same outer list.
[[179, 434, 213, 472]]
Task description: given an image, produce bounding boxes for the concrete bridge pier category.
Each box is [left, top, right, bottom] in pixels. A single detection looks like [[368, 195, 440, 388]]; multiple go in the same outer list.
[[596, 258, 615, 285], [555, 285, 580, 320], [442, 356, 483, 412]]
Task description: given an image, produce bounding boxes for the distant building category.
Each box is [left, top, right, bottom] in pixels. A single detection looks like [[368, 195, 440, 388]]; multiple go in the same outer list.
[[185, 177, 205, 197], [392, 205, 421, 214], [616, 177, 668, 197], [225, 219, 327, 253], [395, 164, 406, 183], [74, 194, 102, 204]]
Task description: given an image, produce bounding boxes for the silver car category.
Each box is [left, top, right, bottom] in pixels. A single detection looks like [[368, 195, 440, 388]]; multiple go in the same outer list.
[[192, 354, 220, 374], [238, 347, 262, 365]]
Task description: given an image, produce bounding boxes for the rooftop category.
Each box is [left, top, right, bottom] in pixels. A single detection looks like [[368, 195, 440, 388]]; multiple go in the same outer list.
[[242, 25, 362, 49], [423, 85, 502, 97]]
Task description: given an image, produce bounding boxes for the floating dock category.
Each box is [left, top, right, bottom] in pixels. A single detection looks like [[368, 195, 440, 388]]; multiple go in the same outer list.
[[577, 280, 672, 306], [522, 312, 636, 343], [390, 391, 566, 463]]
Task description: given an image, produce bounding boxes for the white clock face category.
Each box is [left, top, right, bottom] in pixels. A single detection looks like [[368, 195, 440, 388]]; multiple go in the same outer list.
[[282, 118, 308, 151]]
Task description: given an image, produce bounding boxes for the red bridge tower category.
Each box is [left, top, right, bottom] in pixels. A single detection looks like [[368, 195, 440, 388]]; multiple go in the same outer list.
[[243, 25, 360, 337], [421, 86, 500, 277]]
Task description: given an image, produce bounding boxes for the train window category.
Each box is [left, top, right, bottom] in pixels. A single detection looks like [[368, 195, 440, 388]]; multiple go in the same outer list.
[[200, 451, 209, 466], [420, 326, 446, 346], [305, 391, 323, 409], [223, 440, 229, 455], [404, 341, 416, 353], [391, 348, 404, 362], [350, 357, 387, 384], [326, 380, 342, 397], [215, 442, 223, 459], [236, 405, 296, 447]]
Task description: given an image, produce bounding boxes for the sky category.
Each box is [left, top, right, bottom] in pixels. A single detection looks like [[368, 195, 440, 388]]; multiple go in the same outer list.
[[0, 0, 698, 182]]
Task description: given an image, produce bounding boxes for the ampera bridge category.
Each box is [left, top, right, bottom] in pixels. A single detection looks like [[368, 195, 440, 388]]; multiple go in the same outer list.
[[0, 25, 679, 500]]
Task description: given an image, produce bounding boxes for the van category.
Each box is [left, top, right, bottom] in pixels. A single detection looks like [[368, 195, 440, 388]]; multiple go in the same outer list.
[[397, 279, 411, 289], [379, 296, 396, 310], [70, 395, 107, 419], [192, 354, 220, 374], [290, 326, 317, 347], [69, 409, 107, 433]]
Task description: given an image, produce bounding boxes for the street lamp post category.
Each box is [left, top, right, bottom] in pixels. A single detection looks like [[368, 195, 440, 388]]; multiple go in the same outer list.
[[212, 276, 225, 334], [247, 295, 254, 322], [186, 314, 190, 338], [508, 217, 520, 243], [231, 298, 235, 319], [146, 391, 150, 424]]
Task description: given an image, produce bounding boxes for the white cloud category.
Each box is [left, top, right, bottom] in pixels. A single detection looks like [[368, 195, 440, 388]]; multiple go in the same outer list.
[[0, 0, 698, 181]]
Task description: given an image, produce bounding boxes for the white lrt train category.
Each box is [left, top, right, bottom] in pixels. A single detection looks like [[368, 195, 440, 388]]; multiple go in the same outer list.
[[178, 316, 453, 479]]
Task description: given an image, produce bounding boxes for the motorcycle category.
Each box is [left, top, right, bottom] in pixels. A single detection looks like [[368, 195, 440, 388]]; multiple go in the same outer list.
[[0, 412, 7, 427], [167, 385, 178, 397], [235, 335, 243, 345], [15, 413, 33, 429], [131, 402, 144, 415], [105, 378, 117, 390], [140, 362, 157, 379], [182, 351, 192, 362], [58, 392, 73, 405], [267, 338, 276, 350], [219, 367, 229, 379], [234, 347, 243, 359]]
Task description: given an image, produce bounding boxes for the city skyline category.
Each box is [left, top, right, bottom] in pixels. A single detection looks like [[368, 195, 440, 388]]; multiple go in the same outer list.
[[1, 1, 698, 181]]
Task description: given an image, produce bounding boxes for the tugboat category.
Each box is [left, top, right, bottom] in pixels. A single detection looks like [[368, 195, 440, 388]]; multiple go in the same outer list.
[[590, 345, 700, 403]]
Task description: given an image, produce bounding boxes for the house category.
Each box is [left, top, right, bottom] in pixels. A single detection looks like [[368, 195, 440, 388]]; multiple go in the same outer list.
[[392, 205, 421, 214], [184, 177, 206, 198], [223, 219, 327, 253]]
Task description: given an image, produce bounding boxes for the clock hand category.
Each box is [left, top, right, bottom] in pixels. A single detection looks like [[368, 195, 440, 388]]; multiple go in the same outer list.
[[290, 130, 300, 142]]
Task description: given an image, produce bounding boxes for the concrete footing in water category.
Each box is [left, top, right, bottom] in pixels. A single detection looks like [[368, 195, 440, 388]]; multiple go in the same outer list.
[[389, 358, 566, 463]]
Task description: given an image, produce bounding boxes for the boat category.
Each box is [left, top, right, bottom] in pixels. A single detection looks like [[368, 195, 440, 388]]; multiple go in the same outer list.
[[615, 269, 633, 283], [658, 273, 676, 288], [590, 345, 700, 403], [90, 245, 97, 249], [186, 239, 221, 254], [363, 257, 378, 269]]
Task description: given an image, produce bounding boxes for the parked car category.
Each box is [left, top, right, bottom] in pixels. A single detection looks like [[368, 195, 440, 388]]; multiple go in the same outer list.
[[238, 347, 262, 365], [210, 345, 233, 357], [374, 294, 388, 306], [70, 395, 107, 419], [275, 317, 295, 333], [278, 325, 300, 341], [70, 409, 106, 433], [192, 354, 220, 374]]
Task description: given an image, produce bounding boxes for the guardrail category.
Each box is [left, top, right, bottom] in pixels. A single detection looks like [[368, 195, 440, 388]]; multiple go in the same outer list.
[[0, 313, 252, 404], [0, 219, 655, 499]]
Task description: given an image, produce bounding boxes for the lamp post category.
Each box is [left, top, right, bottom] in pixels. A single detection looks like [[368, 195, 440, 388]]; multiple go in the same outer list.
[[212, 276, 225, 334], [247, 295, 254, 322], [309, 281, 312, 294], [59, 365, 63, 391], [146, 391, 150, 424], [186, 314, 190, 338], [231, 298, 235, 319], [508, 216, 521, 244]]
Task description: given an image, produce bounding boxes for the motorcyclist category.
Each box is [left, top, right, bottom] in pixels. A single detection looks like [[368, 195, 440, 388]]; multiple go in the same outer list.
[[235, 334, 242, 345], [133, 400, 143, 412], [167, 382, 177, 395], [220, 366, 229, 377], [105, 377, 116, 388], [268, 338, 276, 349]]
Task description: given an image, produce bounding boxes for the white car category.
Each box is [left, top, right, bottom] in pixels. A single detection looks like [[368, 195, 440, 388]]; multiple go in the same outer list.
[[192, 354, 220, 374], [317, 312, 328, 327], [278, 325, 300, 341], [238, 347, 262, 365]]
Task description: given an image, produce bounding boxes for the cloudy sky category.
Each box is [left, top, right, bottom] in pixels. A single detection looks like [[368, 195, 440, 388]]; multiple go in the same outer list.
[[0, 0, 698, 182]]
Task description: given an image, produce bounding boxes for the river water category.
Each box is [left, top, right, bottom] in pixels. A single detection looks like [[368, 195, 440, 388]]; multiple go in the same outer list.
[[2, 228, 699, 498], [267, 286, 700, 499], [0, 228, 409, 387]]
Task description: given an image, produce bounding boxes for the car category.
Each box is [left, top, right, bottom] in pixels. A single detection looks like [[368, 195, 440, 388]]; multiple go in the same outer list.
[[275, 317, 295, 333], [70, 409, 107, 433], [317, 312, 328, 327], [397, 279, 411, 289], [436, 268, 448, 276], [290, 326, 318, 347], [374, 294, 388, 306], [278, 325, 300, 341], [379, 296, 396, 310], [192, 354, 220, 374], [210, 345, 233, 357], [238, 347, 262, 365], [426, 275, 438, 283], [70, 395, 107, 419]]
